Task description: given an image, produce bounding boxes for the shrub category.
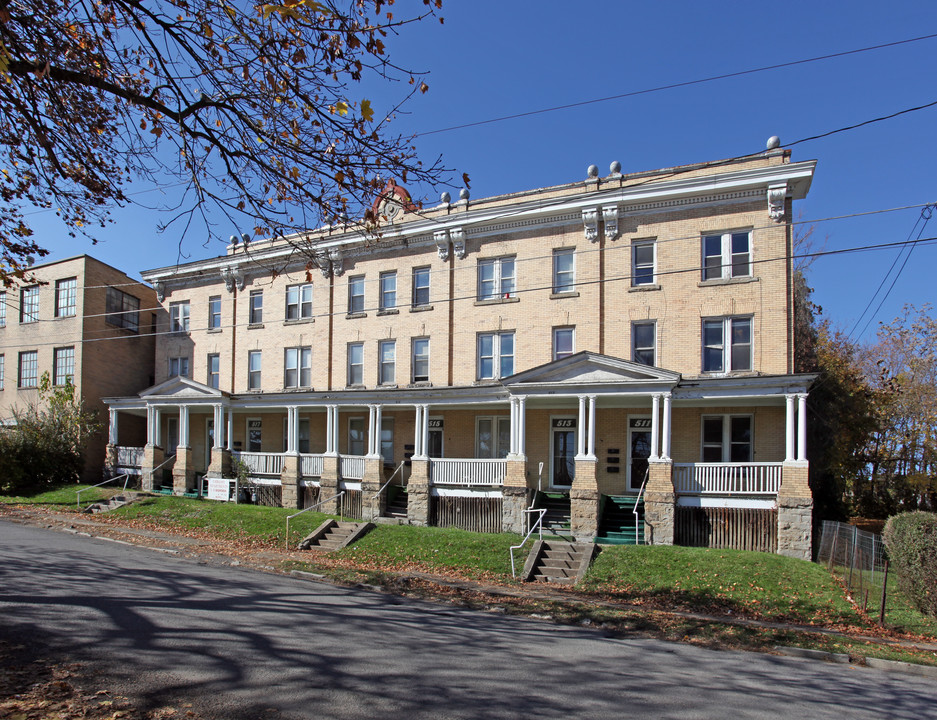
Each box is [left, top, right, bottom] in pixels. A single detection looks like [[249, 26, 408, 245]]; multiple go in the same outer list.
[[883, 511, 937, 619], [0, 374, 99, 495]]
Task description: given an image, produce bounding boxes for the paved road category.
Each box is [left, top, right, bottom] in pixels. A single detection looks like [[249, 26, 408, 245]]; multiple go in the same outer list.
[[1, 520, 935, 720]]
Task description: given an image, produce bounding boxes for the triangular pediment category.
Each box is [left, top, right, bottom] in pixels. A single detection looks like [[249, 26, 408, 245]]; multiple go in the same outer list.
[[505, 351, 680, 387], [139, 376, 226, 399]]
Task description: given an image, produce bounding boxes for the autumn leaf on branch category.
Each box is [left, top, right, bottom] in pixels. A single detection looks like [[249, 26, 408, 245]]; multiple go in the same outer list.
[[0, 0, 449, 285]]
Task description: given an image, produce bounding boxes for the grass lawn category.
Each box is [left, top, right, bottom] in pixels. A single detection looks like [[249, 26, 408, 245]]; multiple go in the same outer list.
[[4, 485, 937, 662]]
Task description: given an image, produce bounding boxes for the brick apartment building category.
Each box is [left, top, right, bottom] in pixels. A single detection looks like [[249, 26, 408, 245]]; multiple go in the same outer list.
[[103, 149, 817, 558], [0, 256, 156, 481]]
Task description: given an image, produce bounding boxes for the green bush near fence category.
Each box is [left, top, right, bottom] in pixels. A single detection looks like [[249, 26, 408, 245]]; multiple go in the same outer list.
[[883, 511, 937, 619]]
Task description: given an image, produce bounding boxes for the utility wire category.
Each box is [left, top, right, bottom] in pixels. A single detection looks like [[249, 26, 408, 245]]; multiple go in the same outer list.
[[415, 33, 937, 137]]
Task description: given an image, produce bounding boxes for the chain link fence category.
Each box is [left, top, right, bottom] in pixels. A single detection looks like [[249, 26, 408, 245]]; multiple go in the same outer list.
[[816, 520, 889, 622]]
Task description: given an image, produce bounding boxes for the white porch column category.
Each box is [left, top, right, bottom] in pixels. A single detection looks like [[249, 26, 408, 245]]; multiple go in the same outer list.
[[226, 409, 233, 451], [576, 395, 587, 458], [146, 406, 155, 445], [374, 404, 383, 459], [661, 392, 672, 461], [420, 404, 430, 459], [518, 396, 527, 457], [797, 394, 808, 462], [213, 404, 224, 449], [286, 406, 298, 455], [179, 405, 190, 448], [649, 393, 661, 461], [587, 395, 597, 459], [367, 405, 377, 456], [108, 409, 119, 445], [325, 405, 334, 454], [785, 394, 796, 462], [509, 397, 517, 455], [413, 404, 423, 458], [153, 407, 161, 446]]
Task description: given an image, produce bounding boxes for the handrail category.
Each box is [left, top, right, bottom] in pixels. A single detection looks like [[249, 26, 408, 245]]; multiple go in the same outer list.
[[369, 461, 406, 500], [143, 456, 175, 491], [76, 474, 130, 509], [634, 467, 649, 545], [510, 507, 547, 579], [284, 490, 346, 549]]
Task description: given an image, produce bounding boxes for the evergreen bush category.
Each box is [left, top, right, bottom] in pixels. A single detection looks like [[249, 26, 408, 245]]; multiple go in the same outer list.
[[883, 511, 937, 619]]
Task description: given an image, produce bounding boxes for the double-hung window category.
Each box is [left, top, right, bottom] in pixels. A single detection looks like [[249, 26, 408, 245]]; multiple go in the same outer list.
[[553, 327, 574, 360], [55, 278, 77, 317], [477, 331, 515, 380], [378, 340, 396, 384], [53, 347, 74, 385], [208, 296, 222, 329], [248, 289, 263, 324], [207, 353, 220, 389], [412, 266, 430, 307], [702, 231, 751, 280], [412, 338, 430, 383], [247, 350, 262, 390], [0, 354, 4, 390], [348, 275, 365, 314], [18, 350, 37, 388], [169, 356, 190, 378], [285, 283, 313, 320], [632, 321, 656, 366], [552, 249, 575, 294], [702, 317, 752, 373], [169, 301, 190, 333], [632, 240, 656, 286], [0, 292, 6, 327], [106, 287, 140, 332], [477, 257, 515, 300], [20, 286, 39, 323], [702, 415, 752, 463], [284, 347, 312, 388], [379, 271, 396, 311], [476, 416, 511, 459], [347, 343, 364, 385]]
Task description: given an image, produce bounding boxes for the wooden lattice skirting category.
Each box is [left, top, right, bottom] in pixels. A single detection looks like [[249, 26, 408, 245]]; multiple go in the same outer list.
[[675, 506, 777, 553], [342, 490, 363, 520], [432, 496, 503, 533]]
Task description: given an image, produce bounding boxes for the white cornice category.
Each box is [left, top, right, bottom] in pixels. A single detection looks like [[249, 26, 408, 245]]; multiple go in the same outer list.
[[142, 160, 816, 284]]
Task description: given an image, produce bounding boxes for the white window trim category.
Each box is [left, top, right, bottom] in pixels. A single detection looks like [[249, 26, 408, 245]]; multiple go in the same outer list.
[[284, 346, 312, 389], [379, 271, 397, 311], [549, 414, 578, 489], [348, 275, 365, 314], [631, 240, 657, 286], [169, 356, 190, 378], [632, 320, 656, 366], [347, 342, 364, 386], [247, 350, 262, 389], [700, 414, 754, 463], [702, 230, 752, 281], [412, 337, 430, 383], [207, 353, 220, 388], [702, 316, 752, 374], [348, 416, 367, 456], [412, 266, 431, 307], [285, 283, 313, 320], [475, 415, 511, 459], [477, 256, 516, 300], [552, 248, 575, 294], [378, 339, 396, 385], [208, 296, 222, 329], [477, 331, 515, 380], [553, 327, 575, 360], [169, 301, 190, 333], [248, 289, 263, 324]]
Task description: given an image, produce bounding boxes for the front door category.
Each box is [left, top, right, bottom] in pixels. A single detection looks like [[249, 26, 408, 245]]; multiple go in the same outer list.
[[628, 417, 652, 492], [551, 417, 576, 489]]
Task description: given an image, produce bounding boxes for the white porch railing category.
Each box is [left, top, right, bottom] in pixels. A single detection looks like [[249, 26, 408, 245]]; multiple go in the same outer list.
[[673, 462, 783, 495], [430, 458, 506, 486], [340, 455, 366, 480], [116, 446, 144, 468], [233, 451, 284, 476], [301, 454, 325, 478]]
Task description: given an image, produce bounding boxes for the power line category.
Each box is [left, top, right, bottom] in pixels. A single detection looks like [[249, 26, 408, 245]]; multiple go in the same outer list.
[[415, 33, 937, 137]]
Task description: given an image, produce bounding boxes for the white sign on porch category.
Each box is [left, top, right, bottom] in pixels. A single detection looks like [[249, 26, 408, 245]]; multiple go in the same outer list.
[[207, 477, 235, 502]]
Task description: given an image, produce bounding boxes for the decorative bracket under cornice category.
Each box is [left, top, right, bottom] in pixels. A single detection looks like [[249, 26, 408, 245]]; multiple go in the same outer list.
[[450, 227, 466, 259], [582, 208, 599, 242], [768, 183, 787, 223], [434, 230, 450, 261], [603, 205, 620, 241], [154, 281, 165, 302], [220, 266, 245, 293], [328, 248, 344, 276]]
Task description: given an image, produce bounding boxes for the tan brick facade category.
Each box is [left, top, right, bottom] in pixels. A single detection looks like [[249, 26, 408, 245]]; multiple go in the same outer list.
[[0, 256, 156, 481], [107, 151, 817, 558]]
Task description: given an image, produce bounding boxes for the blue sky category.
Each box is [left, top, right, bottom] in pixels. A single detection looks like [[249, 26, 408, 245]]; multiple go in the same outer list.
[[29, 1, 937, 342]]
